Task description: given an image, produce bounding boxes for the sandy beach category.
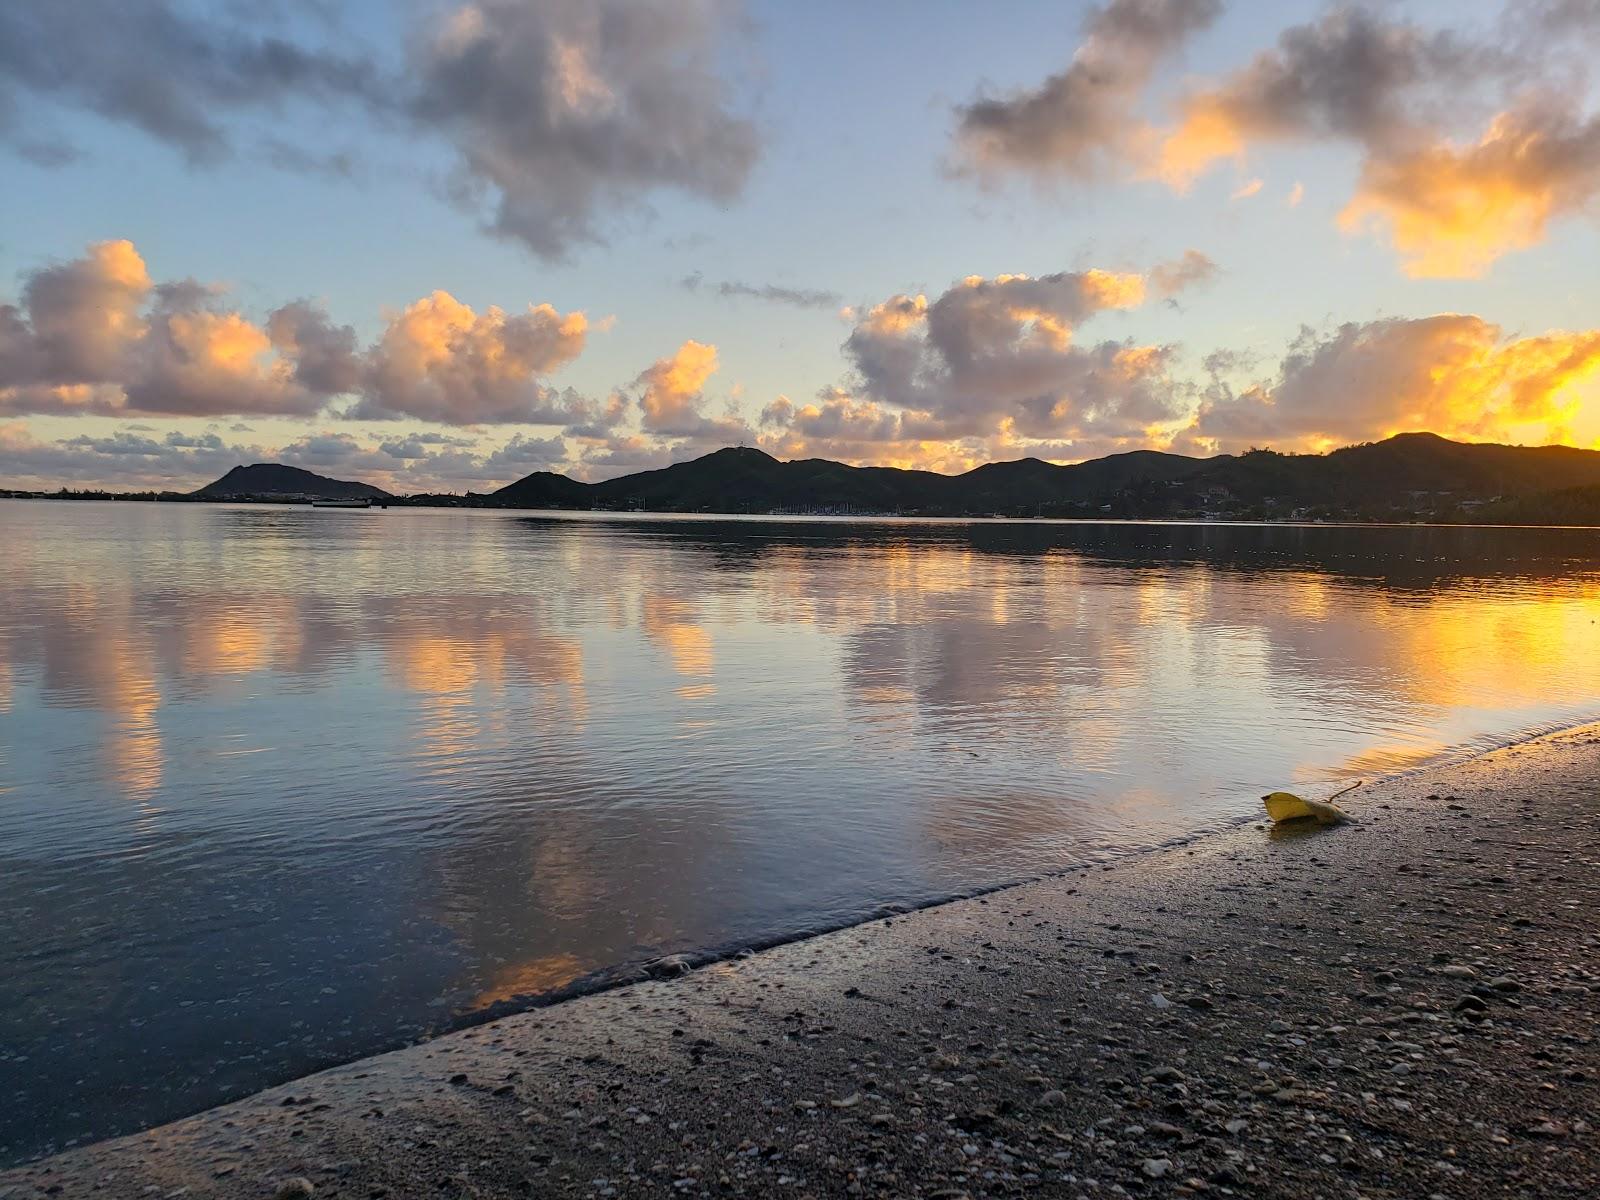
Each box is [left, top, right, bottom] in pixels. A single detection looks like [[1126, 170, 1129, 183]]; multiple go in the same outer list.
[[5, 724, 1598, 1199]]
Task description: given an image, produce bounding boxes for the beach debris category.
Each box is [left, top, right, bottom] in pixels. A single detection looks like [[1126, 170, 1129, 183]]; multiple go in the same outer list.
[[1262, 780, 1362, 826]]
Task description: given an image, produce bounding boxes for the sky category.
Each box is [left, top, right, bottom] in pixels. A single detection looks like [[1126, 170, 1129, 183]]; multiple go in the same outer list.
[[1, 0, 1599, 492]]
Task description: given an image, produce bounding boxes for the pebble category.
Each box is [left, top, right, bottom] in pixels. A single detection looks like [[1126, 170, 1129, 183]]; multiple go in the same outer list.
[[273, 1180, 315, 1200], [1142, 1158, 1173, 1178]]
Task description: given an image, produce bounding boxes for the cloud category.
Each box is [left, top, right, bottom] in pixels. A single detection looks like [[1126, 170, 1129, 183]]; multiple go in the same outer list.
[[1154, 7, 1485, 188], [482, 432, 571, 474], [0, 240, 613, 424], [634, 339, 751, 441], [1230, 177, 1263, 200], [570, 433, 679, 480], [1339, 103, 1600, 278], [0, 240, 345, 418], [1147, 5, 1600, 273], [0, 420, 267, 491], [0, 239, 150, 387], [277, 430, 370, 469], [354, 290, 590, 423], [265, 300, 363, 394], [377, 431, 479, 460], [955, 2, 1600, 275], [1288, 180, 1305, 207], [679, 272, 841, 309], [409, 0, 759, 259], [0, 1, 759, 263], [1183, 314, 1600, 452], [952, 0, 1222, 182], [825, 268, 1180, 450], [1148, 249, 1218, 298], [0, 1, 377, 166]]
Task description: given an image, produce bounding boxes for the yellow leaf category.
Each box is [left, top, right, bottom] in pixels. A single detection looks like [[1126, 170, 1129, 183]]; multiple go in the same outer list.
[[1261, 781, 1360, 825]]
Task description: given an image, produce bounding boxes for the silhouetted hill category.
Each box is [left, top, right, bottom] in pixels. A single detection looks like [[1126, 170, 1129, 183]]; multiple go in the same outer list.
[[194, 463, 392, 500], [484, 434, 1600, 522], [489, 469, 593, 508]]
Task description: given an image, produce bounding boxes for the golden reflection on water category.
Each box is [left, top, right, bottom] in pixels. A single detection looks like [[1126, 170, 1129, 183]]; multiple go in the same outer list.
[[642, 593, 716, 692], [470, 953, 588, 1008], [5, 512, 1600, 826]]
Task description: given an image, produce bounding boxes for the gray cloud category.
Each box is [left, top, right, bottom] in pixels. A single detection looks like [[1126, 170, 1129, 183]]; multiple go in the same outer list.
[[408, 0, 759, 260], [377, 431, 478, 459], [680, 272, 841, 309], [1149, 249, 1219, 298], [0, 422, 267, 490], [265, 300, 363, 395], [0, 1, 761, 262], [0, 1, 378, 165], [482, 432, 569, 473], [766, 268, 1185, 454], [952, 0, 1222, 180], [1187, 8, 1483, 149]]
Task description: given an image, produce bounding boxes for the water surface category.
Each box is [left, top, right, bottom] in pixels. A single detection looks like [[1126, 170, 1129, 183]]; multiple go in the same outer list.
[[3, 501, 1599, 1162]]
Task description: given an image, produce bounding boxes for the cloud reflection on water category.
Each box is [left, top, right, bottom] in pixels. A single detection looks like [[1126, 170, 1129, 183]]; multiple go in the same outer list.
[[3, 504, 1600, 1163]]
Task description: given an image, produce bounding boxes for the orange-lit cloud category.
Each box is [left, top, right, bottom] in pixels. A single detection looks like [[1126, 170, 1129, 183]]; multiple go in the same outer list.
[[634, 339, 751, 442], [356, 290, 589, 423], [0, 240, 615, 427], [1185, 315, 1600, 453], [1153, 94, 1248, 189], [0, 240, 350, 418], [967, 3, 1599, 276], [1339, 106, 1600, 278], [1145, 9, 1600, 274]]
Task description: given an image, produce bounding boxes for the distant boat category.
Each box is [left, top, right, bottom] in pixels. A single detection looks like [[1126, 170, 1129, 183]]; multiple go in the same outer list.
[[310, 497, 373, 509]]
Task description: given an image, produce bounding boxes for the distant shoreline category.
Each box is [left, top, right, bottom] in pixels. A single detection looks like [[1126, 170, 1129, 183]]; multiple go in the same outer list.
[[8, 721, 1599, 1194], [12, 432, 1600, 524], [8, 492, 1600, 531]]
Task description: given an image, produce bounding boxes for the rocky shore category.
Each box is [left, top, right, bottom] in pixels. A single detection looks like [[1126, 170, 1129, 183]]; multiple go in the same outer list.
[[5, 725, 1599, 1199]]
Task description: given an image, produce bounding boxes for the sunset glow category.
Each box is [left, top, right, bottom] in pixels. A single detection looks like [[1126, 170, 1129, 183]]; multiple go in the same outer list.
[[1, 0, 1597, 492]]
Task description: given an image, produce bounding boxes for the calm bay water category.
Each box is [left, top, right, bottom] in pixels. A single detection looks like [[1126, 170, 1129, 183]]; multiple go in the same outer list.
[[3, 500, 1600, 1162]]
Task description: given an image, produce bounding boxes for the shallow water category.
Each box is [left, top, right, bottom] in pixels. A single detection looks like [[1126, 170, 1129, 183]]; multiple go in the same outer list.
[[3, 500, 1599, 1162]]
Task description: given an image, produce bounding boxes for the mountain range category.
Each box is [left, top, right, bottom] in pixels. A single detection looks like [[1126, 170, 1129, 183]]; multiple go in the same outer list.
[[182, 433, 1600, 523]]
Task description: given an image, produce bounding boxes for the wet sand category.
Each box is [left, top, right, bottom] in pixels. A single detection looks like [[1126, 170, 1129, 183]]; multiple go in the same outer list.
[[5, 725, 1599, 1199]]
